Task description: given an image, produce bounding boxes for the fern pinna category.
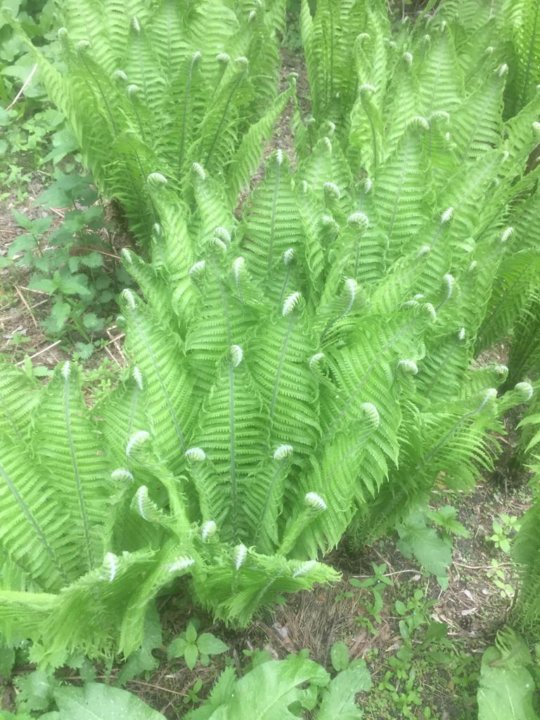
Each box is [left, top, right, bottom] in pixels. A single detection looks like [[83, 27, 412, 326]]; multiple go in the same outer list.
[[7, 0, 289, 245]]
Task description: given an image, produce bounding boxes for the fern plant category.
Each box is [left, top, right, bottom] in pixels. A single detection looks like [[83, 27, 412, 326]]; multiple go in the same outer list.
[[512, 392, 540, 633], [498, 0, 540, 113], [5, 0, 290, 245], [1, 0, 539, 667], [1, 116, 537, 665]]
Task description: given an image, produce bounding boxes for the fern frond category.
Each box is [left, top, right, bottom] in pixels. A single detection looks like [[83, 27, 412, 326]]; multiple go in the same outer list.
[[194, 354, 268, 543], [0, 438, 78, 592], [121, 294, 197, 472], [0, 364, 41, 444], [33, 364, 109, 573]]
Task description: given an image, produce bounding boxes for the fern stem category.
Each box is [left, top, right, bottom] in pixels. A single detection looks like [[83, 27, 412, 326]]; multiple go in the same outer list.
[[178, 54, 199, 176], [361, 94, 378, 171], [63, 374, 94, 570], [80, 56, 119, 136], [265, 162, 282, 276], [253, 465, 283, 549], [204, 69, 246, 169], [519, 0, 540, 109], [278, 508, 318, 556], [269, 317, 294, 424], [228, 362, 239, 542]]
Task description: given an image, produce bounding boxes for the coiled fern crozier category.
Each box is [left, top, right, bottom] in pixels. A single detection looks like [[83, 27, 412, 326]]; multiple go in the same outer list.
[[0, 0, 539, 666]]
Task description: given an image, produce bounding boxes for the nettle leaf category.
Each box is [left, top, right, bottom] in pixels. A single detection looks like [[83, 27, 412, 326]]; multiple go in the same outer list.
[[12, 209, 52, 234], [42, 300, 71, 335], [79, 252, 103, 269], [15, 669, 59, 712], [7, 234, 37, 257], [82, 312, 105, 332], [427, 506, 470, 538], [28, 276, 57, 294], [54, 683, 166, 720], [197, 633, 229, 656], [56, 274, 91, 297], [167, 636, 187, 660]]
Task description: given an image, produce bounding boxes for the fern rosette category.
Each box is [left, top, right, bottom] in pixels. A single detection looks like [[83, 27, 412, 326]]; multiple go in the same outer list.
[[1, 0, 540, 668]]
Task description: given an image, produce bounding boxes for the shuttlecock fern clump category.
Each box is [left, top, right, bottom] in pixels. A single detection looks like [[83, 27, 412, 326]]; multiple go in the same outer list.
[[4, 87, 533, 662], [0, 356, 339, 667], [6, 0, 289, 245], [1, 0, 539, 668], [296, 0, 540, 494]]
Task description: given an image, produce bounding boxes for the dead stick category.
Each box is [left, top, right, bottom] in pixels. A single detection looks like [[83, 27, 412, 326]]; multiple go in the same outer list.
[[106, 329, 126, 362], [16, 340, 62, 366], [7, 64, 38, 110], [103, 343, 121, 367], [127, 680, 187, 698], [18, 286, 50, 296], [30, 299, 49, 310], [15, 286, 38, 329]]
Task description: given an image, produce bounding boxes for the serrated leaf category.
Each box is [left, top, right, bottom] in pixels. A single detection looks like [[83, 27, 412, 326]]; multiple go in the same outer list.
[[82, 313, 105, 332], [427, 506, 470, 538], [79, 252, 103, 269], [28, 277, 56, 294], [197, 633, 229, 656], [316, 663, 371, 720], [167, 636, 188, 660]]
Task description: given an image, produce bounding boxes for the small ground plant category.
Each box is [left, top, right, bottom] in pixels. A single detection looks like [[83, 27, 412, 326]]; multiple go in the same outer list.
[[5, 171, 128, 351]]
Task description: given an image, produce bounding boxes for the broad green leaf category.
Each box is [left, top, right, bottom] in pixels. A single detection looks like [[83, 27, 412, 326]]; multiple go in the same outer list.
[[427, 506, 470, 538], [397, 511, 452, 587], [206, 655, 329, 720], [316, 663, 372, 719], [54, 683, 166, 720], [28, 277, 56, 294], [478, 630, 539, 720]]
